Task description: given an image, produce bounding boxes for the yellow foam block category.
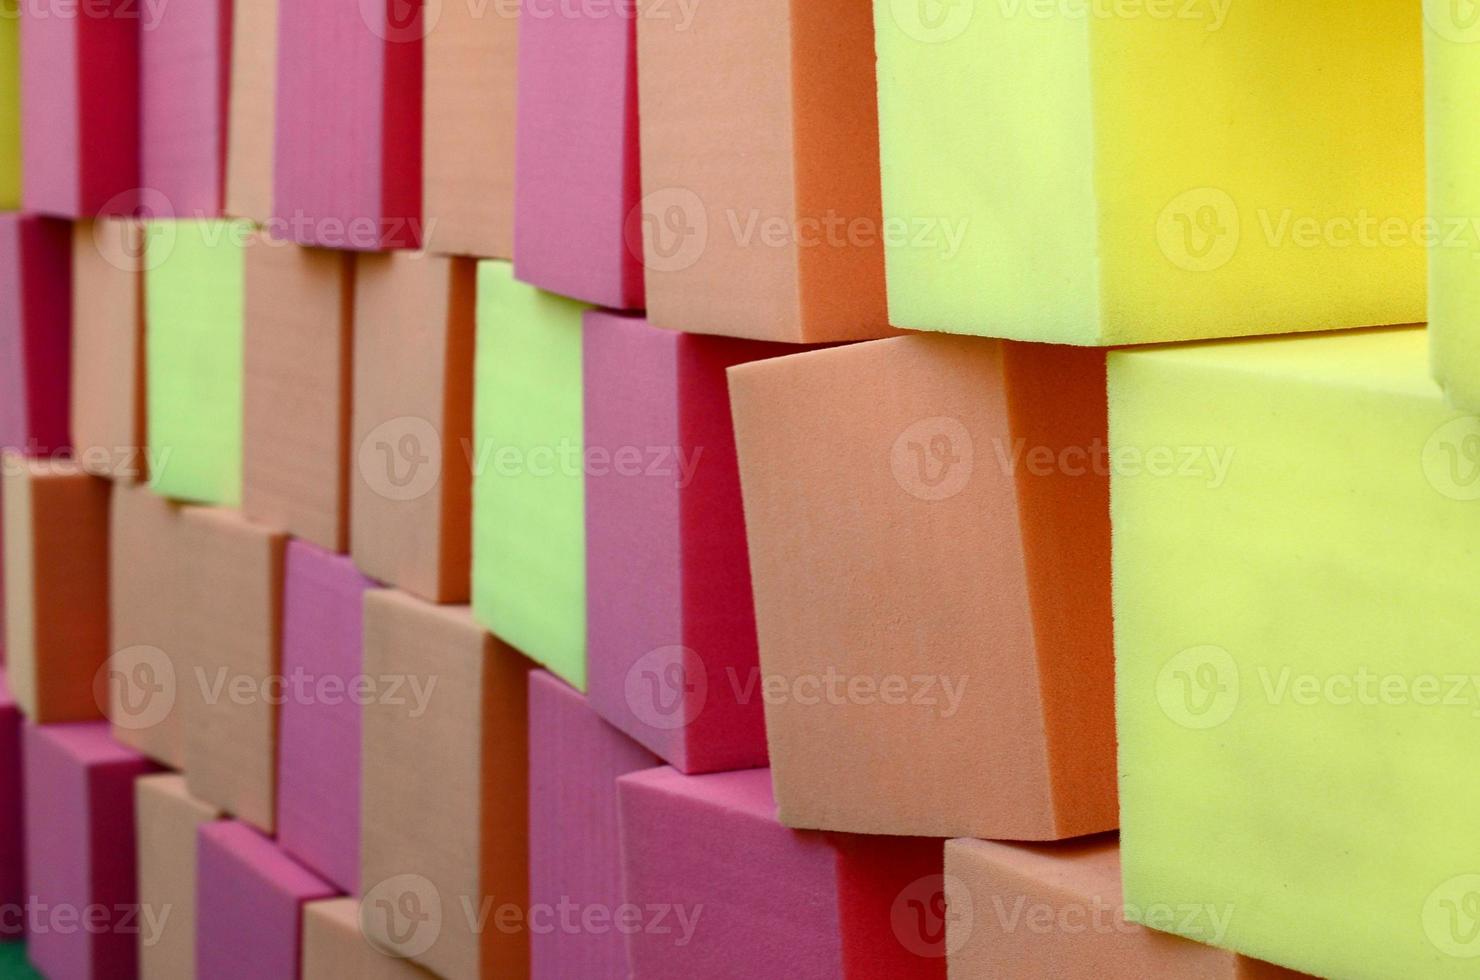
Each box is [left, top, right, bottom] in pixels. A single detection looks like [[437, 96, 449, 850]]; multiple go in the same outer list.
[[874, 0, 1423, 344]]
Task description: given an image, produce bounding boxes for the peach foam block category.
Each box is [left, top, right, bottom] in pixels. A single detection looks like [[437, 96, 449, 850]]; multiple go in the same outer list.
[[617, 766, 946, 979], [946, 836, 1310, 978], [2, 455, 109, 723], [635, 0, 890, 342], [223, 0, 276, 222], [301, 898, 433, 979], [134, 774, 220, 980], [19, 0, 138, 217], [360, 590, 531, 979], [178, 507, 286, 834], [139, 0, 231, 216], [70, 220, 145, 482], [584, 311, 790, 772], [728, 334, 1116, 839], [274, 0, 422, 249], [242, 238, 355, 551], [528, 670, 659, 978], [422, 0, 516, 259], [276, 540, 375, 895], [0, 213, 71, 456], [23, 721, 158, 980], [350, 251, 475, 603], [514, 0, 640, 307], [195, 821, 337, 980], [0, 671, 20, 939]]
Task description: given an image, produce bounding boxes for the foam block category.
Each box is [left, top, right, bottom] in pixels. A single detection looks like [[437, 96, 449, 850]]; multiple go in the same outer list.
[[302, 898, 433, 979], [350, 251, 474, 601], [23, 721, 157, 980], [0, 213, 71, 456], [875, 2, 1422, 344], [276, 540, 375, 894], [617, 766, 945, 979], [1109, 326, 1480, 978], [729, 334, 1115, 839], [528, 670, 659, 978], [514, 2, 640, 307], [71, 220, 146, 481], [274, 0, 422, 250], [140, 0, 231, 216], [196, 821, 337, 980], [0, 0, 18, 210], [107, 483, 188, 767], [19, 0, 139, 216], [144, 219, 247, 506], [946, 837, 1307, 978], [0, 671, 22, 940], [635, 0, 889, 342], [422, 0, 516, 259], [135, 774, 220, 980], [360, 589, 530, 979], [224, 0, 276, 222], [2, 456, 110, 722], [472, 262, 588, 686], [584, 312, 789, 771], [242, 238, 355, 551], [178, 507, 286, 834]]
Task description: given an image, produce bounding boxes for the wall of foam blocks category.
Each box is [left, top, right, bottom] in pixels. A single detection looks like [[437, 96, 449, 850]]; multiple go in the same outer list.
[[0, 0, 1467, 977]]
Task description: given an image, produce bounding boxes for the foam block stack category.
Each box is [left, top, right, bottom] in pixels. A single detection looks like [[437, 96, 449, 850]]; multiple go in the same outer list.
[[0, 0, 1456, 976]]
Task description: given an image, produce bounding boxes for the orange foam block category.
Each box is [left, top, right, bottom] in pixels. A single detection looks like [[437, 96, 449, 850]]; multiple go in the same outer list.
[[243, 239, 355, 551], [360, 590, 531, 979], [71, 219, 146, 481], [729, 335, 1116, 839], [634, 0, 890, 341], [135, 774, 220, 980], [178, 507, 286, 834], [617, 767, 946, 979], [945, 836, 1309, 979], [2, 455, 109, 722], [302, 898, 433, 979], [422, 0, 517, 259]]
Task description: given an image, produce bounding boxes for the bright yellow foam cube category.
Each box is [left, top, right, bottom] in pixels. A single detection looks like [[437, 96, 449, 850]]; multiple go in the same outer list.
[[874, 0, 1424, 344]]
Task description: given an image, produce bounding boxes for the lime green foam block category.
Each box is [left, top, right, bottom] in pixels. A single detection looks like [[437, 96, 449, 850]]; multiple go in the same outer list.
[[1112, 325, 1480, 979], [874, 0, 1424, 344], [1426, 9, 1480, 411], [0, 0, 18, 210], [472, 261, 589, 688], [146, 220, 248, 506]]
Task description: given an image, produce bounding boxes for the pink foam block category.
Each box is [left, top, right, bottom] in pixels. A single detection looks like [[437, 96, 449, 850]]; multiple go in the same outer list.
[[584, 311, 792, 773], [513, 3, 641, 307], [140, 0, 231, 216], [0, 214, 72, 456], [0, 672, 22, 939], [23, 721, 159, 980], [276, 540, 376, 895], [274, 0, 423, 250], [20, 0, 140, 216], [529, 670, 659, 979], [617, 767, 946, 979], [196, 821, 338, 980]]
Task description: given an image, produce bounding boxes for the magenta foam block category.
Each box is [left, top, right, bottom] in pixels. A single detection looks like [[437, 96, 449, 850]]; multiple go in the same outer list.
[[617, 767, 946, 980], [140, 0, 231, 217], [513, 1, 641, 307], [0, 214, 71, 456], [274, 0, 423, 250], [23, 721, 158, 980], [19, 0, 140, 217], [275, 540, 376, 895], [196, 821, 337, 980], [0, 671, 21, 940], [529, 670, 659, 979], [584, 311, 790, 773]]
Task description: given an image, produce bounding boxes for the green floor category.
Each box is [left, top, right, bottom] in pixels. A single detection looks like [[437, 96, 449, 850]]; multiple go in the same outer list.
[[0, 942, 39, 978]]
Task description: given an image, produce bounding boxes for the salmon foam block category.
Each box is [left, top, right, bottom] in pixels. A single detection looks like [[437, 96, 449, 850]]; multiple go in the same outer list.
[[617, 767, 946, 979], [71, 220, 146, 481], [584, 311, 791, 772], [135, 774, 220, 980], [873, 0, 1423, 344], [0, 213, 71, 456], [139, 0, 231, 216], [729, 334, 1116, 839], [223, 0, 276, 223], [1109, 325, 1480, 979]]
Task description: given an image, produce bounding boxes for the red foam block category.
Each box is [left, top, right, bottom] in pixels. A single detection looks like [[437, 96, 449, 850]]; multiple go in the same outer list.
[[0, 213, 71, 456]]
